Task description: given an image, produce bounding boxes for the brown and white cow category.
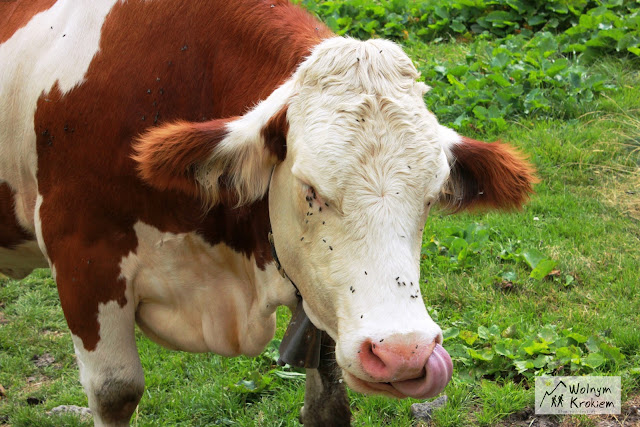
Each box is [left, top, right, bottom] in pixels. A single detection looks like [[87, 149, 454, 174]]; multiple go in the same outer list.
[[0, 0, 536, 425]]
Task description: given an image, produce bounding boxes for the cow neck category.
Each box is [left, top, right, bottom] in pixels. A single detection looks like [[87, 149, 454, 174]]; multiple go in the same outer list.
[[266, 167, 300, 297], [266, 168, 323, 369]]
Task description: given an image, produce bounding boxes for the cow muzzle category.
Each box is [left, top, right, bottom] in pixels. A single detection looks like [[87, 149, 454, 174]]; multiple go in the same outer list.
[[343, 335, 453, 399]]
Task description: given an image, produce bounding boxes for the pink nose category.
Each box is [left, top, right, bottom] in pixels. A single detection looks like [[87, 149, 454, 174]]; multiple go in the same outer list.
[[358, 336, 453, 399], [359, 336, 434, 382]]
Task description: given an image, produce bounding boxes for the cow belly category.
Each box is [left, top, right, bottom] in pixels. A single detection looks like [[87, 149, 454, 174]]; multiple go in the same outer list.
[[0, 240, 48, 279], [123, 222, 292, 357], [135, 296, 276, 357]]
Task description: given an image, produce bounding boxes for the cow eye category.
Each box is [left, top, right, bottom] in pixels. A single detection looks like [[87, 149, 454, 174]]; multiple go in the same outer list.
[[304, 185, 317, 204]]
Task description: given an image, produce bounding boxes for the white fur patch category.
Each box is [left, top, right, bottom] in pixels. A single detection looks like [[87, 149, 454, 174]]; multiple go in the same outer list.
[[120, 221, 296, 356]]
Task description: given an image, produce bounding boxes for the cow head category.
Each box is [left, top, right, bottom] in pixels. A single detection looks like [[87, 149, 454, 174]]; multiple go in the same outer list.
[[134, 37, 535, 399]]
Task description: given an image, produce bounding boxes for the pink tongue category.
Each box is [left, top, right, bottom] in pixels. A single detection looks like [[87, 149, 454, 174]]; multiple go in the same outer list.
[[390, 344, 453, 399]]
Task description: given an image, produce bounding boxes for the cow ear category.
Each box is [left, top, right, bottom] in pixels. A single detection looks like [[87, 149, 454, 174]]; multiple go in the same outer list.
[[133, 84, 291, 207], [441, 136, 537, 211]]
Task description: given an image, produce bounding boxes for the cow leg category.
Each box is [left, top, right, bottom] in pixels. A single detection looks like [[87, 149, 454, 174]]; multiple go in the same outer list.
[[300, 333, 351, 426], [49, 251, 144, 426], [71, 306, 144, 427]]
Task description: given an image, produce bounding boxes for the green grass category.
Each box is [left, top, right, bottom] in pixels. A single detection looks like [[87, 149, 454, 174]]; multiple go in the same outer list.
[[2, 2, 640, 426]]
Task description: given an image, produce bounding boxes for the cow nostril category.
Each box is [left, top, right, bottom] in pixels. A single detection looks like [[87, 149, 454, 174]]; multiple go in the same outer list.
[[359, 340, 387, 378]]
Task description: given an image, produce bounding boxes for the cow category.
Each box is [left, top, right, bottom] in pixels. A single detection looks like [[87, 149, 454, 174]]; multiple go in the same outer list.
[[0, 0, 536, 425]]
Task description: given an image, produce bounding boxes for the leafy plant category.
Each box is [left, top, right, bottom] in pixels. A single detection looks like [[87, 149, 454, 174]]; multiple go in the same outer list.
[[295, 0, 640, 133], [228, 339, 305, 397], [421, 223, 557, 280], [297, 0, 640, 57], [422, 222, 490, 269], [444, 324, 626, 382], [499, 246, 557, 280]]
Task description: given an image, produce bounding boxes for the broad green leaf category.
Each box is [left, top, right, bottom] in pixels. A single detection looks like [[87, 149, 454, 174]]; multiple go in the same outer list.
[[444, 226, 465, 238], [489, 73, 512, 87], [502, 324, 517, 338], [527, 15, 546, 26], [555, 346, 577, 363], [522, 340, 550, 355], [468, 347, 494, 361], [485, 10, 518, 27], [520, 248, 546, 269], [533, 354, 553, 368], [488, 325, 501, 337], [448, 64, 469, 77], [530, 259, 557, 280], [447, 74, 465, 90], [514, 359, 534, 373], [501, 271, 518, 282], [451, 20, 466, 33], [583, 352, 606, 368], [538, 326, 558, 343], [600, 0, 623, 7], [449, 237, 469, 256], [536, 33, 559, 54], [443, 327, 460, 341], [552, 337, 570, 349], [495, 342, 516, 359], [491, 51, 511, 68], [478, 326, 490, 340], [564, 330, 588, 343], [460, 330, 478, 346], [434, 5, 449, 19], [599, 342, 625, 363], [230, 372, 273, 394], [564, 274, 575, 287], [545, 58, 568, 77], [487, 105, 502, 119], [585, 336, 601, 353], [448, 343, 472, 361], [473, 105, 489, 120]]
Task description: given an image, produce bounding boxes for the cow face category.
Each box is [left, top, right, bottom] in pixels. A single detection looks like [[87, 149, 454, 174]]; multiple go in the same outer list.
[[134, 37, 535, 400], [269, 39, 454, 399]]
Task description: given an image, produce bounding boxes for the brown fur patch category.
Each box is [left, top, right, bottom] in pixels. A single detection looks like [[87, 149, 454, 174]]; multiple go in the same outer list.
[[262, 105, 289, 162], [0, 0, 57, 44], [443, 137, 538, 211]]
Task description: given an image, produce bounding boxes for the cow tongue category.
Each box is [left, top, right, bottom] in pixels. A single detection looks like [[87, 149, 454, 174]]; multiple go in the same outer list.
[[389, 344, 453, 399]]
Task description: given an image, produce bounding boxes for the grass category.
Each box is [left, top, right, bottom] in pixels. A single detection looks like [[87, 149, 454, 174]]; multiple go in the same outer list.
[[2, 4, 640, 427]]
